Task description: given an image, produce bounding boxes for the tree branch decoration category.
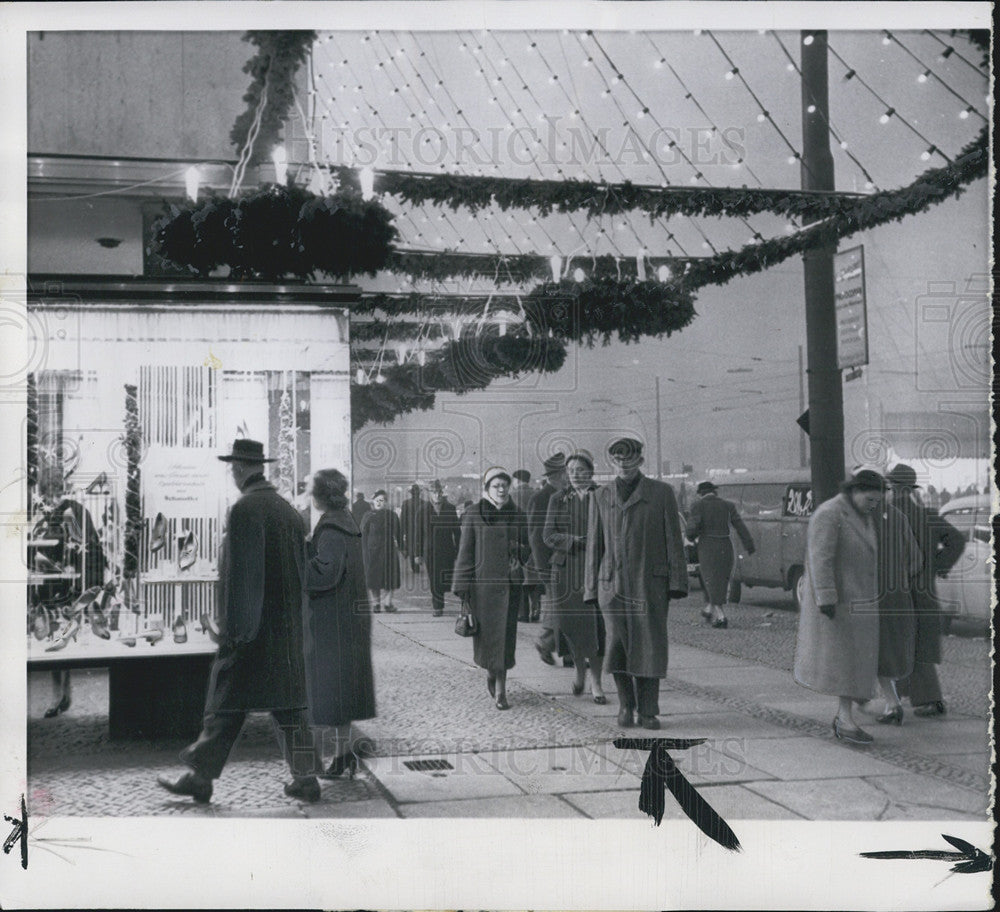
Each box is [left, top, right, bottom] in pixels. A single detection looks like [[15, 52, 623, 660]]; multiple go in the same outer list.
[[150, 182, 398, 281], [229, 31, 317, 165]]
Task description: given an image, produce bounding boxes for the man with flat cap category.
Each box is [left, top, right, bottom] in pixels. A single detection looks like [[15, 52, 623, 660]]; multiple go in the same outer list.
[[584, 438, 688, 729], [157, 438, 321, 804], [528, 453, 572, 662], [885, 463, 964, 717]]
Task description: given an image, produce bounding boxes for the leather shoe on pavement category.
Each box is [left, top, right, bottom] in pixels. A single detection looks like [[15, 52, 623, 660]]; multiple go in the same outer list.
[[157, 772, 212, 804], [535, 643, 555, 665], [913, 701, 947, 717], [637, 714, 661, 730], [284, 777, 321, 803], [617, 707, 635, 728]]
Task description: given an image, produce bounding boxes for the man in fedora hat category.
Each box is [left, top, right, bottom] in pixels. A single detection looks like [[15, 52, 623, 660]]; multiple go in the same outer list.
[[528, 453, 573, 662], [884, 463, 965, 718], [422, 480, 461, 617], [584, 438, 688, 729], [158, 438, 322, 804]]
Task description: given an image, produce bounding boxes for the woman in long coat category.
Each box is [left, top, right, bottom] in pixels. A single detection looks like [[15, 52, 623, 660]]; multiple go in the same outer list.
[[543, 451, 606, 703], [360, 489, 401, 613], [793, 468, 886, 745], [452, 467, 530, 710], [305, 469, 376, 779], [686, 480, 755, 628]]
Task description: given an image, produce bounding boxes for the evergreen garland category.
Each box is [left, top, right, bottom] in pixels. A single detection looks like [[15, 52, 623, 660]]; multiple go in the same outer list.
[[122, 384, 142, 581], [229, 31, 317, 164]]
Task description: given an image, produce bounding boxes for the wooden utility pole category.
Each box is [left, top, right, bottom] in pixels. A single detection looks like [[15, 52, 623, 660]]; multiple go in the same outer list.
[[800, 31, 844, 504]]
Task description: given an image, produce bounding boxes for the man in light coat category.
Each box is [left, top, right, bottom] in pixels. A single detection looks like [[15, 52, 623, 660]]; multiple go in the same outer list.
[[157, 439, 321, 804], [584, 438, 688, 729]]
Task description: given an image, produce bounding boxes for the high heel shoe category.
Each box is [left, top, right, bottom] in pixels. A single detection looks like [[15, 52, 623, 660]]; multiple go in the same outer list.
[[149, 512, 167, 554], [495, 695, 510, 710], [43, 695, 71, 718], [876, 705, 903, 726], [199, 613, 220, 644], [90, 607, 111, 640], [178, 531, 197, 571], [711, 616, 729, 629], [487, 673, 496, 698], [571, 680, 585, 697], [45, 618, 80, 652], [319, 752, 359, 780], [832, 717, 873, 745]]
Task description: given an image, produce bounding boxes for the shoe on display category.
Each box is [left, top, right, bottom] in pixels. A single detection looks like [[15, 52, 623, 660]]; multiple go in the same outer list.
[[149, 512, 167, 554], [178, 531, 197, 571]]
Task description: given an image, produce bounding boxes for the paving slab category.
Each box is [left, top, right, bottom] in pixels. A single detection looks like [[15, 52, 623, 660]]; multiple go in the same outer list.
[[670, 665, 807, 701], [946, 752, 994, 777], [666, 645, 758, 670], [666, 711, 800, 742], [732, 735, 907, 780], [744, 777, 900, 820], [363, 752, 524, 803], [479, 745, 641, 794], [398, 793, 583, 818], [302, 796, 400, 818], [862, 772, 989, 817], [589, 738, 775, 786]]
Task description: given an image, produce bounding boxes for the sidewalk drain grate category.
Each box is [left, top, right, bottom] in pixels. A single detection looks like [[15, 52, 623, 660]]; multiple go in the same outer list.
[[404, 758, 454, 772]]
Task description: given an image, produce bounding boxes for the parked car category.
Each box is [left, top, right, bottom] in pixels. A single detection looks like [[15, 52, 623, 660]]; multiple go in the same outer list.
[[701, 470, 813, 609], [935, 494, 992, 633]]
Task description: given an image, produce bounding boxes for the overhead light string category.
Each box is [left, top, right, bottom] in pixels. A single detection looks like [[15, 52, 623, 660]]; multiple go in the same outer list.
[[923, 29, 990, 77], [769, 31, 881, 189]]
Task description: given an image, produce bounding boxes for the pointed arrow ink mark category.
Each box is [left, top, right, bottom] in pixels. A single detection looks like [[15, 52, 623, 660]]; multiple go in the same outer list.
[[614, 738, 741, 852], [3, 794, 28, 869], [861, 833, 993, 874]]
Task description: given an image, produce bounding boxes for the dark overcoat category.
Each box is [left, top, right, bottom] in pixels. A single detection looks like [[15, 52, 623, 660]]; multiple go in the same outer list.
[[452, 498, 530, 672], [892, 493, 964, 665], [544, 484, 604, 657], [875, 503, 922, 679], [793, 494, 880, 701], [527, 481, 561, 624], [422, 498, 461, 592], [685, 493, 755, 604], [584, 475, 689, 678], [303, 509, 376, 727], [399, 496, 431, 559], [361, 507, 401, 591], [205, 476, 308, 713]]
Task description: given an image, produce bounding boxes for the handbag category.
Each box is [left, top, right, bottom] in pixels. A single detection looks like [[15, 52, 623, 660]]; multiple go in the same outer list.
[[454, 603, 478, 637]]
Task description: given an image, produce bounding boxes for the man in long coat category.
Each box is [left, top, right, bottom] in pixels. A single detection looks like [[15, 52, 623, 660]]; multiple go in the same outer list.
[[584, 438, 688, 729], [399, 483, 431, 575], [510, 469, 538, 621], [886, 463, 965, 717], [528, 454, 570, 662], [157, 439, 321, 804], [422, 480, 461, 617]]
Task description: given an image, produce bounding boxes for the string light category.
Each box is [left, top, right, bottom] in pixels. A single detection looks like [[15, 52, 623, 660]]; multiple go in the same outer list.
[[654, 58, 665, 69], [803, 34, 814, 46], [917, 70, 930, 83], [756, 112, 767, 122], [921, 145, 937, 161], [879, 107, 895, 124], [939, 45, 955, 61], [881, 32, 892, 45], [843, 69, 856, 80], [806, 104, 816, 113], [786, 63, 795, 71], [959, 106, 972, 119], [573, 267, 585, 283], [725, 68, 737, 80]]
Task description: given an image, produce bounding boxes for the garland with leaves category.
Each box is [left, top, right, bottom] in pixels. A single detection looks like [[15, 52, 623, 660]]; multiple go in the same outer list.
[[150, 182, 398, 281], [335, 166, 869, 222], [230, 31, 317, 164]]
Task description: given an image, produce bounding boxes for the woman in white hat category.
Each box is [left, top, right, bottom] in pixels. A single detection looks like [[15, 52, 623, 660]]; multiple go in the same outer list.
[[452, 467, 530, 710]]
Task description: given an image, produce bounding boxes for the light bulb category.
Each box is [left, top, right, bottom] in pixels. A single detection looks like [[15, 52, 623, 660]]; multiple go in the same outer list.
[[921, 147, 932, 161], [655, 58, 664, 69], [786, 63, 795, 71], [573, 267, 585, 283], [807, 104, 816, 113], [271, 146, 288, 185], [637, 108, 648, 118], [725, 69, 736, 80], [879, 109, 894, 124], [918, 71, 929, 83], [840, 140, 849, 149], [184, 166, 201, 202], [882, 34, 891, 45], [864, 180, 874, 190], [959, 107, 971, 119], [787, 155, 796, 165], [657, 264, 671, 282], [803, 34, 814, 46], [757, 112, 767, 122], [583, 57, 592, 67]]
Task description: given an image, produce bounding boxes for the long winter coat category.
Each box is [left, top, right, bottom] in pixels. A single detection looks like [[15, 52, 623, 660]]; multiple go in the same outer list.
[[584, 475, 689, 678], [527, 481, 561, 626], [304, 509, 376, 727], [793, 493, 880, 701], [544, 484, 604, 657], [400, 495, 431, 559], [205, 476, 308, 713], [422, 498, 461, 592], [875, 503, 922, 679], [452, 498, 530, 673], [685, 493, 756, 604], [361, 507, 401, 591]]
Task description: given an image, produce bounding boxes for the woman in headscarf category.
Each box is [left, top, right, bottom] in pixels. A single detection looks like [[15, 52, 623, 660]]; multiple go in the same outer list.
[[452, 467, 530, 710], [360, 489, 401, 613], [304, 469, 376, 779], [793, 468, 886, 745], [686, 480, 755, 629], [543, 451, 606, 703]]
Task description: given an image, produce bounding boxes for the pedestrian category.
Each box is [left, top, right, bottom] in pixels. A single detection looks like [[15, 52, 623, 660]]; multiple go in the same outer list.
[[792, 467, 886, 746], [686, 480, 756, 629], [584, 438, 688, 730], [886, 464, 965, 718], [360, 489, 401, 613], [423, 480, 461, 617], [529, 454, 573, 663], [157, 439, 321, 804], [399, 483, 430, 575], [303, 468, 376, 780], [30, 474, 107, 717], [351, 491, 371, 525], [452, 467, 530, 710], [511, 469, 540, 622], [543, 450, 606, 703], [871, 497, 922, 725]]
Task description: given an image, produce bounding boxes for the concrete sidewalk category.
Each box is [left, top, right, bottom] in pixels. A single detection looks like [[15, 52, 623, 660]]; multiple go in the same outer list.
[[27, 589, 991, 822]]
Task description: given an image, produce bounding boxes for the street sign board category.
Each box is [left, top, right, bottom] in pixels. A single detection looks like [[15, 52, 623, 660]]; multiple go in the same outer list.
[[834, 245, 869, 369]]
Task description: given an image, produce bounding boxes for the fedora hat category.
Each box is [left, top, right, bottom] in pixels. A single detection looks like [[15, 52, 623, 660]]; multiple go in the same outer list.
[[885, 463, 920, 488], [696, 480, 717, 495], [217, 439, 275, 463]]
